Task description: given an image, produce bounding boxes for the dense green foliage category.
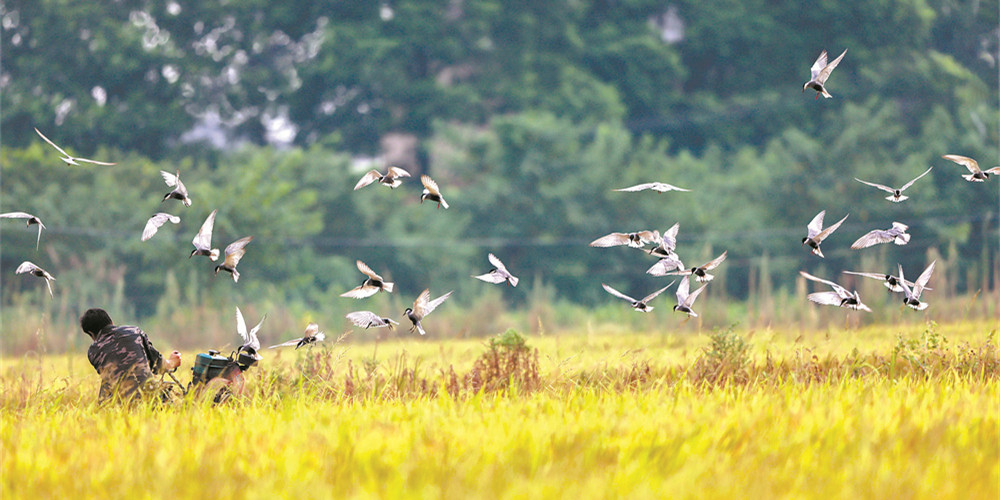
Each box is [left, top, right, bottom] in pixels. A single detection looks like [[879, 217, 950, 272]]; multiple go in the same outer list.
[[0, 1, 997, 332]]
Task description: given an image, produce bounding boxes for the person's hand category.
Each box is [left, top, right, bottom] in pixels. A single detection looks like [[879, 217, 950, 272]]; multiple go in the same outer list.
[[165, 351, 181, 371]]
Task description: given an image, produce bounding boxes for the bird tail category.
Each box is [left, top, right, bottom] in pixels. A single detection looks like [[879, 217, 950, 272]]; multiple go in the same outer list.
[[440, 199, 450, 209], [821, 89, 833, 98], [383, 281, 394, 293], [895, 233, 911, 245], [508, 276, 519, 287], [417, 324, 426, 336], [232, 269, 240, 283], [45, 279, 53, 298], [696, 274, 714, 283], [210, 249, 220, 261], [812, 247, 825, 259], [962, 174, 983, 182]]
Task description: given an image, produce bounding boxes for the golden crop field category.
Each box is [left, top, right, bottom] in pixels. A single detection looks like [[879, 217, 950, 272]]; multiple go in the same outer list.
[[3, 319, 998, 499]]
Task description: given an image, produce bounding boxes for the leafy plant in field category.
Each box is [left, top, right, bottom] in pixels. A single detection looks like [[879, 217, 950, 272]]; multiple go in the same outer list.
[[459, 329, 540, 395], [692, 324, 752, 384]]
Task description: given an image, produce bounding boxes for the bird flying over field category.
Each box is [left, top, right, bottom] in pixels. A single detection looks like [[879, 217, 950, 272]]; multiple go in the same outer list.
[[190, 209, 220, 261], [341, 260, 394, 298], [141, 212, 180, 242], [854, 167, 932, 202], [354, 166, 411, 190], [404, 289, 453, 335], [799, 271, 871, 312], [215, 236, 253, 283], [941, 154, 1000, 182], [15, 261, 55, 297], [803, 49, 847, 99], [346, 311, 399, 330], [472, 253, 519, 287], [898, 261, 936, 311], [613, 182, 691, 193], [34, 127, 115, 166], [420, 175, 449, 209], [673, 276, 708, 317], [590, 230, 660, 249], [160, 170, 192, 207], [235, 307, 266, 361], [602, 281, 675, 313], [802, 210, 848, 258], [647, 223, 681, 260], [269, 322, 326, 349], [842, 270, 929, 294], [0, 211, 45, 249], [851, 222, 910, 249], [664, 251, 727, 283]]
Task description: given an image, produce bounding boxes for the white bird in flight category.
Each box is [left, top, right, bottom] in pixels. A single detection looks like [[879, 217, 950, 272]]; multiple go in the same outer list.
[[34, 128, 116, 166]]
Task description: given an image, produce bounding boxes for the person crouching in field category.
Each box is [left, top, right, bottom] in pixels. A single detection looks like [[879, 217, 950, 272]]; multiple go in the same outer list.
[[80, 308, 181, 403]]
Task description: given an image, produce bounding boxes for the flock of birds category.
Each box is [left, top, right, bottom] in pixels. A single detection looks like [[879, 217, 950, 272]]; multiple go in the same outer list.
[[3, 48, 998, 357]]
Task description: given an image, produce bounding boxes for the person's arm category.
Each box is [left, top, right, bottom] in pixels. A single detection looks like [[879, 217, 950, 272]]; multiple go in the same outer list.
[[138, 328, 180, 374]]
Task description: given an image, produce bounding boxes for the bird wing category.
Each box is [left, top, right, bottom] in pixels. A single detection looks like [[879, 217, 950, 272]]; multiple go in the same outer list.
[[387, 166, 411, 178], [74, 157, 116, 166], [661, 223, 680, 250], [192, 209, 217, 250], [806, 211, 826, 238], [589, 232, 630, 247], [854, 178, 895, 194], [34, 128, 71, 157], [16, 261, 41, 274], [809, 51, 828, 80], [647, 257, 684, 276], [356, 260, 382, 281], [641, 281, 676, 303], [912, 260, 935, 297], [160, 170, 180, 187], [354, 170, 382, 190], [814, 213, 848, 242], [842, 271, 888, 281], [268, 338, 302, 349], [701, 251, 728, 271], [425, 290, 453, 315], [816, 49, 847, 85], [303, 322, 320, 340], [683, 281, 708, 307], [420, 175, 442, 196], [473, 271, 508, 284], [0, 212, 35, 220], [942, 155, 981, 174], [411, 289, 432, 319], [602, 283, 637, 303], [248, 314, 266, 351], [806, 291, 847, 307], [636, 231, 660, 245], [235, 307, 249, 344], [340, 285, 380, 299], [851, 229, 895, 249], [223, 236, 253, 266], [142, 213, 180, 241], [487, 253, 507, 273], [650, 182, 691, 192], [346, 311, 386, 328], [675, 276, 691, 302], [613, 183, 655, 192], [899, 167, 932, 191], [799, 271, 842, 291]]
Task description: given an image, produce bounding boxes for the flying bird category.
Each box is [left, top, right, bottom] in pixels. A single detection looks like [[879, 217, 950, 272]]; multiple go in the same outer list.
[[269, 322, 326, 349], [354, 166, 411, 190], [802, 49, 847, 99], [160, 170, 192, 207], [235, 306, 266, 361], [613, 182, 691, 193], [404, 289, 453, 336], [420, 175, 449, 209], [851, 222, 910, 249], [15, 261, 55, 297], [647, 223, 681, 260], [141, 212, 180, 242], [799, 271, 871, 312], [664, 251, 727, 282], [802, 210, 848, 258], [472, 253, 519, 287], [898, 261, 936, 311], [215, 236, 253, 283], [602, 281, 675, 312], [941, 154, 1000, 182], [0, 211, 45, 249], [854, 167, 932, 202], [646, 256, 686, 276], [589, 230, 660, 249], [673, 276, 709, 317], [190, 209, 220, 261], [842, 270, 929, 294], [34, 127, 115, 166], [341, 260, 395, 298], [346, 311, 399, 330]]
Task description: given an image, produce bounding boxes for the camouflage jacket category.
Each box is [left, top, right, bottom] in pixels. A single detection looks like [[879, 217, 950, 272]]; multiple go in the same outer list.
[[87, 324, 168, 401]]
